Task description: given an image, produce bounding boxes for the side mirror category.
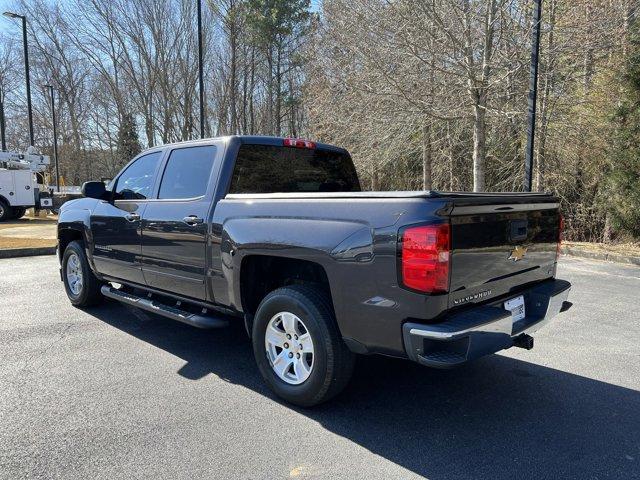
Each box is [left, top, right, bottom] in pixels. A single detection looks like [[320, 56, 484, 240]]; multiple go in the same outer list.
[[81, 181, 107, 200]]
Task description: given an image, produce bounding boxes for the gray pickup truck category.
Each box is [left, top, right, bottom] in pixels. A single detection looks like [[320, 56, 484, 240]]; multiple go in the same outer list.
[[57, 136, 571, 406]]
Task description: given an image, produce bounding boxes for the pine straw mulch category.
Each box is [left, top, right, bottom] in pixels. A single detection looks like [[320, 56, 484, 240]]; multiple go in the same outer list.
[[563, 241, 640, 258]]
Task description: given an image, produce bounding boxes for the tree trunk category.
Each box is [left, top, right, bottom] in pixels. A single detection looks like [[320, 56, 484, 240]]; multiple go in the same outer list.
[[535, 0, 556, 191], [229, 0, 238, 135], [145, 100, 154, 148], [266, 48, 274, 135], [602, 213, 613, 243], [463, 0, 495, 193], [422, 123, 432, 190], [446, 120, 455, 190], [289, 77, 297, 137], [241, 45, 249, 134], [249, 46, 256, 134], [535, 122, 547, 191], [275, 43, 283, 136], [472, 90, 487, 192], [624, 1, 637, 57], [583, 5, 594, 95], [371, 168, 379, 191]]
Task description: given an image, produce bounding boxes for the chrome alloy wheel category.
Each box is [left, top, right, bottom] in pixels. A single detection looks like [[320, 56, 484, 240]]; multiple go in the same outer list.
[[265, 311, 315, 385], [65, 252, 84, 295]]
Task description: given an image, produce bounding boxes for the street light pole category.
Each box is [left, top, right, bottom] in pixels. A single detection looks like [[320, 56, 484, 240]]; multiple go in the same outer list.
[[0, 90, 6, 151], [197, 0, 205, 139], [45, 85, 60, 192], [21, 15, 34, 147], [524, 0, 543, 192], [4, 11, 34, 147]]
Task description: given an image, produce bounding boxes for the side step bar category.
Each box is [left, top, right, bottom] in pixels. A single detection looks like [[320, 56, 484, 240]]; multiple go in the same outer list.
[[101, 285, 229, 329]]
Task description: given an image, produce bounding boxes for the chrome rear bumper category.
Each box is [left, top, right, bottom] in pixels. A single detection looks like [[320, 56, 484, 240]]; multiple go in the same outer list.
[[402, 279, 572, 368]]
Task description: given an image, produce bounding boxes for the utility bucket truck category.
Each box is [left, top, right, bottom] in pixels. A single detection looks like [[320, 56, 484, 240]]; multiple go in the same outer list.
[[0, 147, 53, 221]]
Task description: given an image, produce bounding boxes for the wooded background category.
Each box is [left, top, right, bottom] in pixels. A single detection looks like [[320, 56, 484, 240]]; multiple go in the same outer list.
[[0, 0, 638, 241]]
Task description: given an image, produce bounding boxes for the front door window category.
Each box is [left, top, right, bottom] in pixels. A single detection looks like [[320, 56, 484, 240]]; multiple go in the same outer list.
[[114, 152, 162, 200]]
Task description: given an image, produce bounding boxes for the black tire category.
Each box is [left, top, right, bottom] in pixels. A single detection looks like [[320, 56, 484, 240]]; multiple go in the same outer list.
[[252, 284, 355, 407], [0, 199, 10, 222], [10, 207, 26, 219], [62, 240, 103, 307]]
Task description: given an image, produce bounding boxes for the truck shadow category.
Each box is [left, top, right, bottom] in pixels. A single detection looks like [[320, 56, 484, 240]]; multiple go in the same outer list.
[[89, 300, 639, 480]]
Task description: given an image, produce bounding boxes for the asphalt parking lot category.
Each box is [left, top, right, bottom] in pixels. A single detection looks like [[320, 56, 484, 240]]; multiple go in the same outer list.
[[1, 255, 638, 479]]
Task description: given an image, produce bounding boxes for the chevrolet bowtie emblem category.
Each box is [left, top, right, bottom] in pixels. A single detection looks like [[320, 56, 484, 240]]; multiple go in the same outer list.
[[508, 245, 528, 261]]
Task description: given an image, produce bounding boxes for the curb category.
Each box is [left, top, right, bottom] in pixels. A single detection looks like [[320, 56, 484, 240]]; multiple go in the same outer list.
[[0, 246, 57, 259], [562, 246, 640, 266]]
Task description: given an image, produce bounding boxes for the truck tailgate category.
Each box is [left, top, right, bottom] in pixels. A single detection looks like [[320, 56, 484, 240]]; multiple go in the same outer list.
[[447, 194, 561, 308]]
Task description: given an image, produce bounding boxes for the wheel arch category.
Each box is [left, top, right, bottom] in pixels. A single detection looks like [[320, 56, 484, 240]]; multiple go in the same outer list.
[[239, 254, 334, 320], [57, 204, 95, 264], [58, 228, 84, 261]]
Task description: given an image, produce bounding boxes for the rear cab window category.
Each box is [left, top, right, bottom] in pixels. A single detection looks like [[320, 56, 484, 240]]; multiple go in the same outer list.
[[158, 145, 217, 199], [229, 144, 361, 194]]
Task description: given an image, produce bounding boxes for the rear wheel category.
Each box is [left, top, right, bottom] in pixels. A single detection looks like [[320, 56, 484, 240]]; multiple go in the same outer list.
[[10, 207, 26, 219], [0, 199, 10, 222], [252, 285, 355, 407], [62, 240, 103, 307]]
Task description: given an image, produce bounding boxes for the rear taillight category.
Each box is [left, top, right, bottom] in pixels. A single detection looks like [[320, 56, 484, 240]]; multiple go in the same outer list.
[[400, 223, 450, 293], [556, 214, 564, 260], [283, 138, 316, 149]]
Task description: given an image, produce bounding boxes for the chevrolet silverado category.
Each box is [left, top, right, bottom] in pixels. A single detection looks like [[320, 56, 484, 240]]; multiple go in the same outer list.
[[57, 136, 572, 406]]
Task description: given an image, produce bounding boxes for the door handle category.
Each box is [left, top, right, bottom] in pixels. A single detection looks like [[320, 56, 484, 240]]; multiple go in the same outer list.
[[183, 215, 204, 226], [124, 213, 140, 222]]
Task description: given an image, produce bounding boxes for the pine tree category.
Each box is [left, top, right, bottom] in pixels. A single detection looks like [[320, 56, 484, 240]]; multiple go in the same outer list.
[[116, 112, 142, 167], [605, 17, 640, 238], [246, 0, 310, 136]]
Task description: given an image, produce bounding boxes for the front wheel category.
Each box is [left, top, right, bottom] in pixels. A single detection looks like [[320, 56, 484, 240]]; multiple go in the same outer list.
[[252, 285, 355, 407], [62, 240, 103, 307], [0, 199, 10, 222]]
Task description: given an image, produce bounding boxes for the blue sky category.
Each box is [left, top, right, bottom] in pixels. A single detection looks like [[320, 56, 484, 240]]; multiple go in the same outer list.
[[0, 1, 19, 35], [0, 0, 322, 35]]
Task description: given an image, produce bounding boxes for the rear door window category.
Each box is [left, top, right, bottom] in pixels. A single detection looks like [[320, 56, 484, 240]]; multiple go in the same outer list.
[[158, 145, 217, 199], [229, 144, 360, 193]]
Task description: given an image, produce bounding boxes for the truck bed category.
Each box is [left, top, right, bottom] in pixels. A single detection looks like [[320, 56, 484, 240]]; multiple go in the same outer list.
[[221, 189, 561, 319], [226, 190, 555, 201]]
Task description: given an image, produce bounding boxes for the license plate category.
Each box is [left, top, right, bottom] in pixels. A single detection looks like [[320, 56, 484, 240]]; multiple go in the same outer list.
[[504, 295, 526, 322]]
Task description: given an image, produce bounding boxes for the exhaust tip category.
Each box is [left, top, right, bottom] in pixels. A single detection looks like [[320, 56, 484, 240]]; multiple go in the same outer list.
[[513, 334, 534, 350], [560, 301, 573, 313]]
